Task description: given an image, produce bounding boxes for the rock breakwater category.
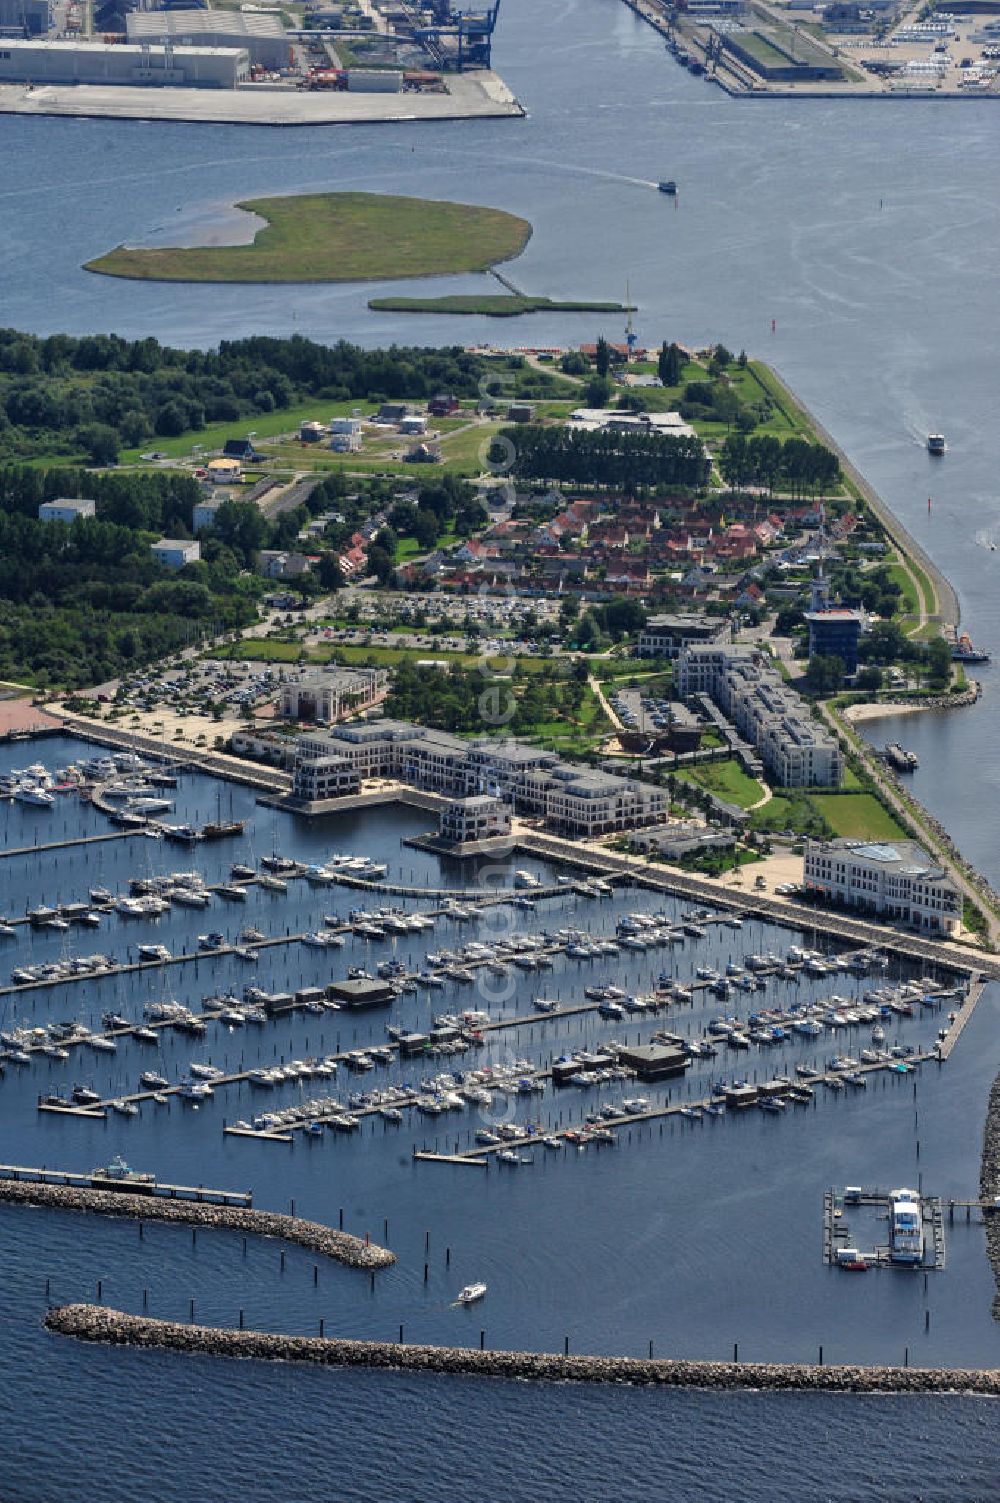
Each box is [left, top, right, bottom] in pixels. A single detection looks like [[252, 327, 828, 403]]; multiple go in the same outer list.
[[980, 1071, 1000, 1318], [0, 1180, 394, 1269], [45, 1305, 1000, 1394]]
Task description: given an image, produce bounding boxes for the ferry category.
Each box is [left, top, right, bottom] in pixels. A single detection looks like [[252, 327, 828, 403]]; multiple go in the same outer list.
[[888, 1187, 924, 1265], [456, 1282, 488, 1304], [927, 433, 946, 455]]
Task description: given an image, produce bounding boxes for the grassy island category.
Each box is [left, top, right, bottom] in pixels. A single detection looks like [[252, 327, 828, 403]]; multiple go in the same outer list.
[[368, 294, 631, 317], [84, 192, 533, 284]]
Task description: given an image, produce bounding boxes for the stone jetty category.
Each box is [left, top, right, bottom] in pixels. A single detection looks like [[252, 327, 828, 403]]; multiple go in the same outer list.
[[0, 1180, 394, 1270], [45, 1305, 1000, 1394], [980, 1070, 1000, 1318]]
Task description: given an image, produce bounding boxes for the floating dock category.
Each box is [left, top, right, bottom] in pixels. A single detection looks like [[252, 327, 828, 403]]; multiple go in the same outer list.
[[0, 1161, 251, 1206]]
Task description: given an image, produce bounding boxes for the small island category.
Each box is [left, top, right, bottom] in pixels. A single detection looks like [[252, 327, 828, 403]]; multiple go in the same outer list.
[[85, 192, 533, 284]]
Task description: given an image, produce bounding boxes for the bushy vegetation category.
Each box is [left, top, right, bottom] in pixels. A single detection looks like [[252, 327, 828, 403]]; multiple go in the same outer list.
[[0, 330, 514, 463], [0, 465, 260, 689]]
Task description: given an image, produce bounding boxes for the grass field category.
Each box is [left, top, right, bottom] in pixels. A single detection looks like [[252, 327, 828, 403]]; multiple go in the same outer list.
[[677, 758, 765, 809], [368, 295, 628, 317], [85, 193, 532, 284], [810, 793, 905, 840]]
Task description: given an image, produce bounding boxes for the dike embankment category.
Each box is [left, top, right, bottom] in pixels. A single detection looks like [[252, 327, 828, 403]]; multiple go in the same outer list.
[[45, 1305, 1000, 1395], [0, 1181, 394, 1270], [980, 1071, 1000, 1319]]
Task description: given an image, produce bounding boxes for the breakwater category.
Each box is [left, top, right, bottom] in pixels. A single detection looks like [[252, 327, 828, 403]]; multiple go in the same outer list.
[[980, 1070, 1000, 1318], [45, 1305, 1000, 1394], [0, 1181, 394, 1270]]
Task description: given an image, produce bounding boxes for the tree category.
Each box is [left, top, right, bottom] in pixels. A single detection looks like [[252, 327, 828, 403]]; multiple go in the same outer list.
[[594, 337, 611, 379], [585, 376, 612, 408], [317, 553, 344, 591], [76, 424, 119, 467], [804, 653, 845, 695], [560, 351, 588, 376], [926, 635, 951, 691]]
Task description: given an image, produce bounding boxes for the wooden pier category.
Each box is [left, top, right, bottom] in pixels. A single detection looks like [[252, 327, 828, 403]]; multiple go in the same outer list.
[[936, 971, 985, 1060], [0, 1161, 251, 1207], [823, 1186, 946, 1271]]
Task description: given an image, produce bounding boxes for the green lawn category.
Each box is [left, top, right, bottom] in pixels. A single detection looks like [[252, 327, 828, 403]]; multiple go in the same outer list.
[[86, 193, 532, 284], [810, 793, 906, 840], [677, 758, 765, 809]]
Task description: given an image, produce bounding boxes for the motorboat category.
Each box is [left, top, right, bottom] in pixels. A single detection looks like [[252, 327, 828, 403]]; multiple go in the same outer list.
[[927, 433, 946, 455], [658, 179, 677, 195], [456, 1282, 488, 1304]]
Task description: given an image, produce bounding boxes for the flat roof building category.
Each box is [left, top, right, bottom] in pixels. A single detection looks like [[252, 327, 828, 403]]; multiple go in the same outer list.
[[38, 497, 95, 523], [804, 607, 865, 675], [151, 538, 201, 570], [439, 793, 512, 844], [803, 837, 961, 935], [0, 38, 250, 87], [292, 719, 666, 837], [637, 613, 729, 660], [677, 644, 842, 789]]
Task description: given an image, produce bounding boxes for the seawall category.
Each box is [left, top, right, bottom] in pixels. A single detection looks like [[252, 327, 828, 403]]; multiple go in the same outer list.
[[44, 1305, 1000, 1394], [0, 1181, 394, 1270]]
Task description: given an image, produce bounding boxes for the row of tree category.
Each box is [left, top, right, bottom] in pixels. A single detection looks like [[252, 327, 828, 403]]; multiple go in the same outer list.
[[717, 434, 840, 497], [494, 425, 707, 492]]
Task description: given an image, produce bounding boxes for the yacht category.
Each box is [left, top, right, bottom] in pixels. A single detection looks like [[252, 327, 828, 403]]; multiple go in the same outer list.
[[14, 783, 55, 807], [888, 1187, 924, 1265]]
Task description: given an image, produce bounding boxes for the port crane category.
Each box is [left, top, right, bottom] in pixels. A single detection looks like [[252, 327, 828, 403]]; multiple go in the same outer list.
[[415, 0, 501, 70]]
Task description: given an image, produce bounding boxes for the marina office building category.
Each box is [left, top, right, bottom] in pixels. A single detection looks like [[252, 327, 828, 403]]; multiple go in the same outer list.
[[803, 838, 961, 935], [292, 720, 667, 838], [676, 644, 843, 788]]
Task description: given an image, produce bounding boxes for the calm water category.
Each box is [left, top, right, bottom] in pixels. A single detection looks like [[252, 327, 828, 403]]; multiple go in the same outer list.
[[5, 0, 1000, 1484]]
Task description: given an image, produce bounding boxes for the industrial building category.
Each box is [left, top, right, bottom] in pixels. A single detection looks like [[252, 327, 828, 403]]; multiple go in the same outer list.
[[291, 720, 667, 838], [126, 9, 290, 70], [38, 497, 95, 523], [0, 0, 48, 36], [0, 37, 249, 86], [803, 838, 961, 935], [676, 644, 842, 788]]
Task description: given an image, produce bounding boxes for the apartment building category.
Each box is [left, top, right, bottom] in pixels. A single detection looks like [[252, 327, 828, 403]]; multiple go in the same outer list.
[[677, 644, 842, 788], [803, 838, 961, 935], [279, 668, 388, 725], [439, 794, 512, 844], [291, 721, 665, 837]]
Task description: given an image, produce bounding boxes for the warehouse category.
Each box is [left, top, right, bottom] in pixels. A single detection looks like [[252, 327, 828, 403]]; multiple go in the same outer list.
[[126, 9, 290, 70], [0, 0, 48, 36], [0, 38, 249, 86]]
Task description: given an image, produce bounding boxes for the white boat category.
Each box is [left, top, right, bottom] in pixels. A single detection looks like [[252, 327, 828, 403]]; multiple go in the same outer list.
[[456, 1282, 488, 1304], [888, 1187, 924, 1265], [14, 784, 54, 807]]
